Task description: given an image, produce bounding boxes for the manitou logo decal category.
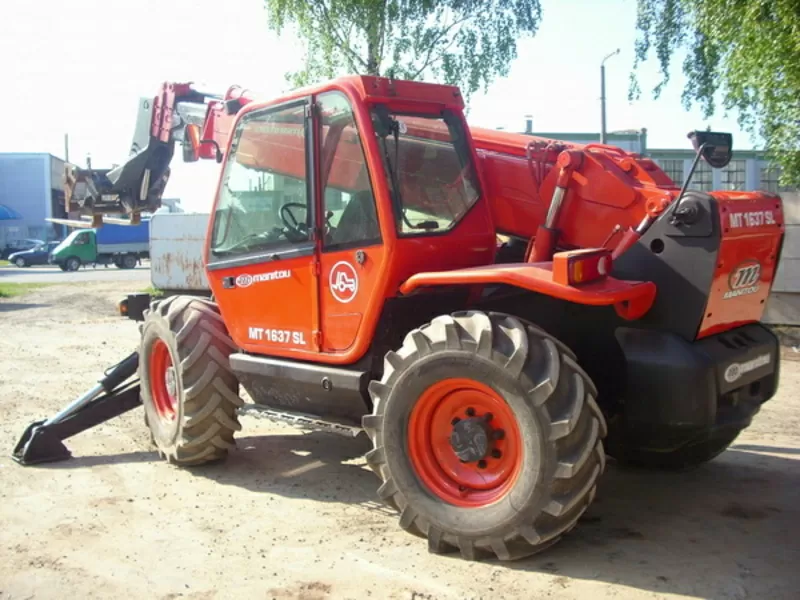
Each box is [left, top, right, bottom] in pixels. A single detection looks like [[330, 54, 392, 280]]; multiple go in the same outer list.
[[724, 260, 761, 299], [724, 353, 771, 383], [235, 269, 291, 288], [329, 261, 358, 303]]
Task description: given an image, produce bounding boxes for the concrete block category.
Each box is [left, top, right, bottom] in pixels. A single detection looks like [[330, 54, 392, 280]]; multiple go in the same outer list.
[[763, 292, 800, 326], [779, 225, 800, 259], [780, 192, 800, 225], [773, 258, 800, 292]]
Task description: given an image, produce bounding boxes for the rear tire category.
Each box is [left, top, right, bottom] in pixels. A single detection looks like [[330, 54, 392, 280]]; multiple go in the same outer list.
[[121, 254, 138, 269], [362, 311, 607, 561], [139, 295, 243, 466]]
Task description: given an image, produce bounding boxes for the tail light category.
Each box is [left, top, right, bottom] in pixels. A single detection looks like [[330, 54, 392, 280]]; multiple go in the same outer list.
[[553, 248, 612, 286]]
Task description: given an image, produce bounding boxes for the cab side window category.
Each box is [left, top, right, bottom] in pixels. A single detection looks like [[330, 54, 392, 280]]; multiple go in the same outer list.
[[317, 91, 380, 251]]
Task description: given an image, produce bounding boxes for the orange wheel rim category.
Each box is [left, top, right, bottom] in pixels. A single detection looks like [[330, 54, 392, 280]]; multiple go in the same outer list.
[[149, 339, 178, 422], [408, 378, 522, 507]]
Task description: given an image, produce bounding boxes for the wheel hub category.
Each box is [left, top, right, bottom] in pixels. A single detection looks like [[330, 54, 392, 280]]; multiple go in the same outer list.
[[450, 416, 492, 463], [408, 378, 521, 507], [149, 339, 178, 422], [165, 366, 177, 399]]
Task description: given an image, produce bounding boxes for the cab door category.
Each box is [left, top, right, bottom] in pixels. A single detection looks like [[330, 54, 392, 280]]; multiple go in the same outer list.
[[205, 97, 320, 357], [315, 91, 385, 353]]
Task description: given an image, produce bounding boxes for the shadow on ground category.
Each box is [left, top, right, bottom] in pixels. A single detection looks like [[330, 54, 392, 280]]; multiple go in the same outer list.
[[38, 431, 800, 597], [194, 432, 380, 506], [514, 445, 800, 597], [0, 302, 50, 312]]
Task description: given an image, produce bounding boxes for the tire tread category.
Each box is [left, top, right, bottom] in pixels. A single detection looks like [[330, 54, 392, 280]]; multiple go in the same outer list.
[[362, 310, 607, 561], [140, 296, 241, 466]]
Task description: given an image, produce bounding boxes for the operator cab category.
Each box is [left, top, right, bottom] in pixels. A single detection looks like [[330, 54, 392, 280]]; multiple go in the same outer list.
[[199, 76, 496, 363]]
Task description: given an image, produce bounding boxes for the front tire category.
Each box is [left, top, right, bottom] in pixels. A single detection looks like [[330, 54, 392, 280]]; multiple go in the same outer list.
[[139, 296, 243, 466], [14, 257, 26, 268], [362, 311, 607, 561], [65, 257, 81, 271]]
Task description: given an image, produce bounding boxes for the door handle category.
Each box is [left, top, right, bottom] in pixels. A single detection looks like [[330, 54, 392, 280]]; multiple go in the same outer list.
[[222, 276, 235, 289]]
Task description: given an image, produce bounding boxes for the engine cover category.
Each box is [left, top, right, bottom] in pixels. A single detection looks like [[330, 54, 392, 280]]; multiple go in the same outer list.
[[611, 190, 785, 341]]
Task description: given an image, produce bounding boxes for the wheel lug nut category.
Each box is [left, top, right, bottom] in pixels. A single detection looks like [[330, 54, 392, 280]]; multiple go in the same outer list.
[[491, 449, 502, 459], [477, 459, 487, 469], [466, 407, 476, 417], [484, 412, 493, 422], [492, 429, 505, 440], [451, 417, 461, 425]]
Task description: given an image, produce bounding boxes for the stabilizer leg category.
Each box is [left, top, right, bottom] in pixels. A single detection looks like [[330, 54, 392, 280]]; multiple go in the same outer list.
[[12, 352, 142, 466]]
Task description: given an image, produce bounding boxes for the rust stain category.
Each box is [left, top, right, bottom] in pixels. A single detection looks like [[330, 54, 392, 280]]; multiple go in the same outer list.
[[151, 215, 210, 290], [153, 249, 207, 289]]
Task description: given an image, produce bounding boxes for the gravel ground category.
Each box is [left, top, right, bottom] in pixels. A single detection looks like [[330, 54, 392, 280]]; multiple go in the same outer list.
[[1, 282, 798, 600]]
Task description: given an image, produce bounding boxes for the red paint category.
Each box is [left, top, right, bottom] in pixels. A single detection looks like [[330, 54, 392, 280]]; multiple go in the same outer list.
[[205, 76, 494, 365], [400, 262, 656, 321], [697, 194, 784, 338], [470, 126, 676, 249], [148, 339, 177, 422], [154, 74, 783, 358], [407, 378, 522, 507], [319, 246, 386, 353], [219, 262, 316, 355], [469, 126, 786, 336]]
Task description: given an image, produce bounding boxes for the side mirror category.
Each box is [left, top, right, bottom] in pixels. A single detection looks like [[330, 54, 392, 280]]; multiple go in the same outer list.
[[687, 130, 733, 169], [182, 124, 201, 163]]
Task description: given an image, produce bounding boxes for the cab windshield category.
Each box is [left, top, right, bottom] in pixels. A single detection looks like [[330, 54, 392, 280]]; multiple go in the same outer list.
[[62, 229, 82, 244], [370, 106, 480, 235]]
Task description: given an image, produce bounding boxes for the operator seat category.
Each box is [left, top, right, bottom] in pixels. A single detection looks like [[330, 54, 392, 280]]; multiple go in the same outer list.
[[329, 190, 380, 246]]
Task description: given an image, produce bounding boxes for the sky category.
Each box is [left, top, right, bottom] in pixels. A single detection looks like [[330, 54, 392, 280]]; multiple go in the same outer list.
[[0, 0, 757, 212]]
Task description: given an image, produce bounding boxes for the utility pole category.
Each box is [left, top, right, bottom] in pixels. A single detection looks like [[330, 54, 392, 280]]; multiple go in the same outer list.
[[600, 48, 620, 144]]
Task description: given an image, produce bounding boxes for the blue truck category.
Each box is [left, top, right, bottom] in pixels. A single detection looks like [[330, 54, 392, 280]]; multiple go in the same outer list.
[[50, 219, 150, 271]]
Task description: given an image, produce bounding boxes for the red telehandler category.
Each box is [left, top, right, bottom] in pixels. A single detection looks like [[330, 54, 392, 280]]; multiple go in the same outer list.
[[14, 75, 785, 561]]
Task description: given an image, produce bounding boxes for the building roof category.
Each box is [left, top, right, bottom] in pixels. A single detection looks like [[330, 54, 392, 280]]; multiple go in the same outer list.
[[0, 152, 68, 163], [0, 204, 23, 220], [647, 148, 765, 160]]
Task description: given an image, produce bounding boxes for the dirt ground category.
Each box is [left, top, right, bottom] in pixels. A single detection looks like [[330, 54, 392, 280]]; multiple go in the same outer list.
[[1, 282, 799, 600]]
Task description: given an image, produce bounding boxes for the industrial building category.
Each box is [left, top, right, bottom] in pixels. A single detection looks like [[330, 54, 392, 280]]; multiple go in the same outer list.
[[0, 153, 71, 247]]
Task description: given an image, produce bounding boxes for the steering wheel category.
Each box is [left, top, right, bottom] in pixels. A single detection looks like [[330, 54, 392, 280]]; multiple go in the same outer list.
[[280, 202, 309, 242]]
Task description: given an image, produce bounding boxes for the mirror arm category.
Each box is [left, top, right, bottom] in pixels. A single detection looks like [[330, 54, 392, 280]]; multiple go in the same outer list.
[[201, 139, 224, 163]]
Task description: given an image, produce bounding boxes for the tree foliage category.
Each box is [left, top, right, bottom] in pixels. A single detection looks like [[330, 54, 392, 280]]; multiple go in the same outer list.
[[264, 0, 541, 100], [630, 0, 800, 187]]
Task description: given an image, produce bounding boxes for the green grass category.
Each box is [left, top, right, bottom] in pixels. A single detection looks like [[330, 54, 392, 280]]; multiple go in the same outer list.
[[141, 286, 165, 298], [0, 283, 51, 298], [0, 260, 9, 267]]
